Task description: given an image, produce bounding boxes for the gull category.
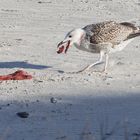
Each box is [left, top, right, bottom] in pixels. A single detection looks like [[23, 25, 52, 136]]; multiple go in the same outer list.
[[57, 21, 140, 73]]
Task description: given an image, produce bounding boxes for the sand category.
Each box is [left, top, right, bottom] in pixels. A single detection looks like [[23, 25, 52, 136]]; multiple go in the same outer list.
[[0, 0, 140, 139]]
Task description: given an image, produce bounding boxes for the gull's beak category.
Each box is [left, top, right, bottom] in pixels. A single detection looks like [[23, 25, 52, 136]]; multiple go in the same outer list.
[[57, 40, 71, 54]]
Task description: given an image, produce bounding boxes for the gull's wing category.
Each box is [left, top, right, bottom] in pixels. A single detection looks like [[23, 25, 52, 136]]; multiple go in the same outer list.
[[83, 21, 139, 45]]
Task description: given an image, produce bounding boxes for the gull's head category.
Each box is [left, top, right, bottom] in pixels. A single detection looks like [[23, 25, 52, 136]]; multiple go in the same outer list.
[[57, 28, 85, 54]]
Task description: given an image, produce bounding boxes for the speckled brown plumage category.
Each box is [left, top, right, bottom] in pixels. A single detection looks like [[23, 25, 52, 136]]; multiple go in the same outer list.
[[83, 21, 139, 45]]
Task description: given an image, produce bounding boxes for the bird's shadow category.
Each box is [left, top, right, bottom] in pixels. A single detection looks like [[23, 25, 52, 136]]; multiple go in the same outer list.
[[0, 61, 51, 69]]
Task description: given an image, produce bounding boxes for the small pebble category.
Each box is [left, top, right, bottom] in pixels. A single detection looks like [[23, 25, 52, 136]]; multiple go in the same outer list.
[[17, 112, 29, 118], [106, 82, 110, 85], [7, 104, 10, 106], [50, 97, 57, 104], [58, 70, 64, 74], [117, 62, 124, 65]]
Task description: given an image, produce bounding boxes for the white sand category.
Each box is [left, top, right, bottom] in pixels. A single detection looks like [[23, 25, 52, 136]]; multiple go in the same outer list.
[[0, 0, 140, 139]]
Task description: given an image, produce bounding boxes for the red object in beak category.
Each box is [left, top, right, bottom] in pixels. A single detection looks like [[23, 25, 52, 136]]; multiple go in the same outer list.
[[57, 40, 71, 54], [57, 46, 64, 54]]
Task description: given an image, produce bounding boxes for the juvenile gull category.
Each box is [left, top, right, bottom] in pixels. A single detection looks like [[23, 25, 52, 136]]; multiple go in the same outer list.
[[57, 21, 140, 73]]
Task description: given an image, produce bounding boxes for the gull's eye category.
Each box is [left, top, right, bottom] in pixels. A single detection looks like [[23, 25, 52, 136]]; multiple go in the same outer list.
[[69, 35, 72, 38]]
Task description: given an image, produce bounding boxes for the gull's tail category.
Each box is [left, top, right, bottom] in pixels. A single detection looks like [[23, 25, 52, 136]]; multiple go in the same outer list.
[[126, 30, 140, 40], [120, 22, 140, 40]]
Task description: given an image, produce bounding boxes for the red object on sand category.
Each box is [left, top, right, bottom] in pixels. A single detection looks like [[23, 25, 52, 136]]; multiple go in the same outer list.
[[0, 70, 33, 80]]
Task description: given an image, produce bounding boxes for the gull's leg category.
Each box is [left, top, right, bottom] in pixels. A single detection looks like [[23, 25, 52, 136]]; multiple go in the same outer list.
[[95, 53, 109, 74], [90, 54, 109, 77], [74, 51, 105, 73], [103, 53, 109, 73]]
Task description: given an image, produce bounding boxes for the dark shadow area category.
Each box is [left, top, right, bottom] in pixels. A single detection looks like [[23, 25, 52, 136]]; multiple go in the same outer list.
[[0, 92, 140, 140], [0, 61, 51, 69]]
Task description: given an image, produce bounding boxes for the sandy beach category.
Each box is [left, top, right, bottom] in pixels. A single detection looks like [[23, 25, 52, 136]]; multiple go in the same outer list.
[[0, 0, 140, 139]]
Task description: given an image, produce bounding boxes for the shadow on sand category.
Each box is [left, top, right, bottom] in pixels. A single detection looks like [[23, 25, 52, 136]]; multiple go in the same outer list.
[[0, 61, 51, 69], [0, 91, 140, 140]]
